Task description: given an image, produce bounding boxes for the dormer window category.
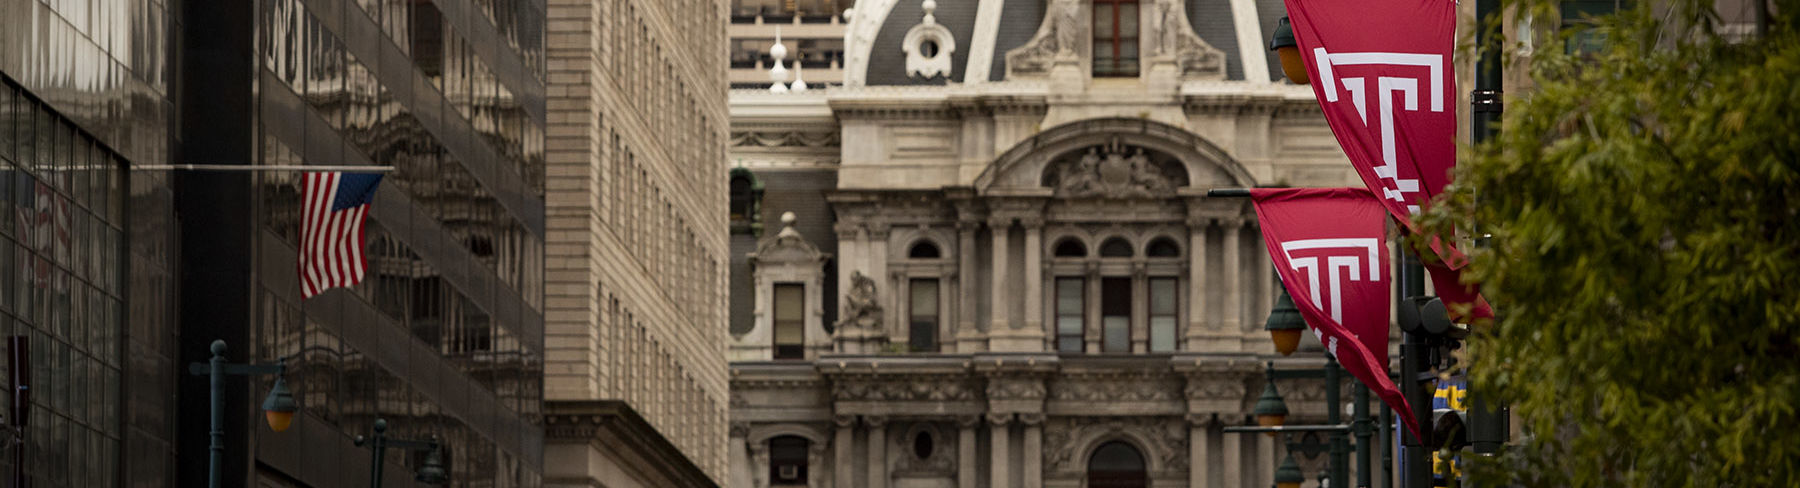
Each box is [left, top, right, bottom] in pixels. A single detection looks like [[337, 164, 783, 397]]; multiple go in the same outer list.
[[1093, 0, 1141, 77]]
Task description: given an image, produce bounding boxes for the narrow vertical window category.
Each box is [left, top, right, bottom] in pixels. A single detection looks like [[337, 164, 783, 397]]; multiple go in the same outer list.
[[1057, 278, 1086, 352], [1149, 278, 1177, 352], [773, 283, 804, 359], [1093, 0, 1141, 77], [1101, 277, 1131, 352], [909, 279, 939, 352]]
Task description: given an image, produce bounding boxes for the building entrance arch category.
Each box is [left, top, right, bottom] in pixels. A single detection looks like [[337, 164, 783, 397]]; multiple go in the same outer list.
[[1086, 440, 1149, 488]]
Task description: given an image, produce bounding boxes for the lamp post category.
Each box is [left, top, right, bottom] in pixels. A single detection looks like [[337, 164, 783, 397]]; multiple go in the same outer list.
[[354, 418, 450, 487], [1231, 360, 1376, 488], [187, 340, 297, 488]]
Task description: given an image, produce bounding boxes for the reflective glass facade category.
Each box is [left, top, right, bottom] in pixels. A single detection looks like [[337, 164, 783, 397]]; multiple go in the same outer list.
[[0, 0, 182, 483], [245, 0, 545, 485]]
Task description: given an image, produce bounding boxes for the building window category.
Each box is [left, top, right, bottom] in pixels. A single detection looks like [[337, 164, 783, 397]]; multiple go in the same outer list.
[[1561, 0, 1628, 55], [1057, 277, 1086, 352], [769, 436, 810, 486], [774, 283, 805, 359], [729, 168, 762, 234], [1101, 277, 1131, 352], [909, 279, 939, 351], [1145, 237, 1180, 257], [1099, 237, 1134, 257], [1093, 0, 1141, 77], [913, 430, 935, 459], [909, 240, 941, 259], [1149, 278, 1177, 352], [1054, 238, 1088, 258]]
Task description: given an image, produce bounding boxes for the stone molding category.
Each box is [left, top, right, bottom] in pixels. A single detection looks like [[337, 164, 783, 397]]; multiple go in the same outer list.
[[544, 400, 717, 487]]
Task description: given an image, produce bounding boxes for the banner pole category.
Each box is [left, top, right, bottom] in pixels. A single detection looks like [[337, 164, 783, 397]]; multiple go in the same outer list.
[[133, 164, 396, 172]]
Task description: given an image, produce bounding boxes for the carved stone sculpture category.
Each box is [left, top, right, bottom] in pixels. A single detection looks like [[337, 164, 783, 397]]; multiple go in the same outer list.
[[838, 271, 882, 329], [1005, 0, 1086, 78], [1052, 142, 1185, 199]]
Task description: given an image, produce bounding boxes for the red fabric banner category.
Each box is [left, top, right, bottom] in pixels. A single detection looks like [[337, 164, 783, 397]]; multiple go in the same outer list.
[[1251, 188, 1424, 440], [1281, 0, 1456, 229], [1283, 0, 1493, 320]]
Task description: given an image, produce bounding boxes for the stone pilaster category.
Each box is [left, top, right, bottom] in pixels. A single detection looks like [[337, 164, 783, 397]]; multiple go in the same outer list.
[[987, 412, 1013, 488], [1019, 413, 1044, 487], [835, 415, 856, 488], [866, 415, 888, 488]]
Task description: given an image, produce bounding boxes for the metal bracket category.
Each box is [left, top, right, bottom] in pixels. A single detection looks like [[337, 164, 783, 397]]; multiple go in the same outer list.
[[1471, 89, 1504, 113]]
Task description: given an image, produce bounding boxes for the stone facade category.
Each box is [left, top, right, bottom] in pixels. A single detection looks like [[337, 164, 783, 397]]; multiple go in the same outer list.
[[727, 1, 1377, 487], [544, 0, 732, 485]]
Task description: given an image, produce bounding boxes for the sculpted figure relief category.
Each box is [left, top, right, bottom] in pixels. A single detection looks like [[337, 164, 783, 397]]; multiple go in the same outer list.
[[838, 271, 882, 329], [1053, 143, 1182, 198]]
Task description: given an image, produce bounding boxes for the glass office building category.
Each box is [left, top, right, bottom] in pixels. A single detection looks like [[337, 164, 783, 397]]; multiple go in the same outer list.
[[0, 0, 183, 484], [3, 0, 544, 485], [232, 0, 547, 485]]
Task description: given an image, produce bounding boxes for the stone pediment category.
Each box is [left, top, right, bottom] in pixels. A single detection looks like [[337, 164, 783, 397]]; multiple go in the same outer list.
[[748, 214, 827, 266]]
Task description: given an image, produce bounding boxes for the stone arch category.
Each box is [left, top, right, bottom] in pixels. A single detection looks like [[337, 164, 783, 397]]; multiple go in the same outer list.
[[1144, 235, 1182, 258], [1070, 429, 1174, 475], [748, 423, 830, 447], [974, 117, 1256, 195]]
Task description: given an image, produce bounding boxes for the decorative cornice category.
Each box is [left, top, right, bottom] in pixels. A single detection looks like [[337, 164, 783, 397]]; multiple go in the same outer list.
[[544, 400, 718, 488]]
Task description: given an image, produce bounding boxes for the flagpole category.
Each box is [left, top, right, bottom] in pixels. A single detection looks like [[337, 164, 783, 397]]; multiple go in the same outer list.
[[134, 164, 397, 172]]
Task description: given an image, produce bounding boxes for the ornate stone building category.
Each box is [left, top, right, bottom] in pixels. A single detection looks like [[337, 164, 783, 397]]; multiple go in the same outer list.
[[543, 0, 732, 486], [726, 0, 1370, 487]]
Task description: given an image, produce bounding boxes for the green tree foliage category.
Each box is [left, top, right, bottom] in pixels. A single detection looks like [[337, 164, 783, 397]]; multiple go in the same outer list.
[[1416, 0, 1800, 485]]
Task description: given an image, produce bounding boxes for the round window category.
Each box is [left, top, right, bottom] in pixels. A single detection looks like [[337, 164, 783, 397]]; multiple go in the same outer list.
[[920, 40, 940, 59], [913, 431, 934, 459]]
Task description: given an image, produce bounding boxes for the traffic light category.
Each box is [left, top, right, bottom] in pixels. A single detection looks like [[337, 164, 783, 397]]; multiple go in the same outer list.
[[1398, 296, 1466, 339]]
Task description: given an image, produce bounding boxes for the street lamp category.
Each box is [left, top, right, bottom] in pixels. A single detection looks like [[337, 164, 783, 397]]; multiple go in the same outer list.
[[1275, 450, 1306, 488], [1265, 284, 1307, 356], [188, 340, 296, 488], [1253, 373, 1289, 429], [354, 418, 451, 487], [1268, 17, 1310, 84]]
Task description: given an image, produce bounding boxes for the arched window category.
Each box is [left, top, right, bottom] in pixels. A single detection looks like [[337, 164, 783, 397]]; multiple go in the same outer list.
[[1099, 237, 1135, 257], [909, 240, 942, 259], [729, 168, 762, 232], [1145, 236, 1180, 257], [1054, 238, 1088, 257], [769, 436, 810, 486], [1093, 0, 1141, 77], [1087, 441, 1148, 488]]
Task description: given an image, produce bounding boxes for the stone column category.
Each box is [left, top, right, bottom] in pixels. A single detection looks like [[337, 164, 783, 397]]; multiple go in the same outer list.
[[988, 412, 1012, 488], [1086, 262, 1102, 353], [1222, 429, 1243, 488], [1132, 260, 1149, 353], [809, 443, 829, 488], [989, 216, 1012, 330], [1185, 217, 1210, 351], [1022, 217, 1044, 337], [869, 223, 893, 336], [751, 441, 771, 488], [957, 416, 979, 488], [835, 415, 856, 488], [1187, 414, 1212, 488], [1020, 413, 1044, 487], [957, 221, 980, 344], [731, 423, 753, 488], [1222, 218, 1243, 335], [866, 416, 888, 488]]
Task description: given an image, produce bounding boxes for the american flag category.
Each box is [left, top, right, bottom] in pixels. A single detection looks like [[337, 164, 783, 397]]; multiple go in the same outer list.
[[299, 172, 383, 298]]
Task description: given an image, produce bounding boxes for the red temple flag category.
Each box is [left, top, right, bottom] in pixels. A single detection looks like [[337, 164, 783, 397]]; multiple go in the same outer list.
[[1251, 187, 1423, 440], [1282, 0, 1491, 319]]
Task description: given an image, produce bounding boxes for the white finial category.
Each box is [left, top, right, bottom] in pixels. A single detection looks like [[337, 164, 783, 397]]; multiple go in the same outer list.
[[922, 0, 937, 24], [791, 58, 809, 92], [768, 27, 789, 92], [781, 212, 797, 226]]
